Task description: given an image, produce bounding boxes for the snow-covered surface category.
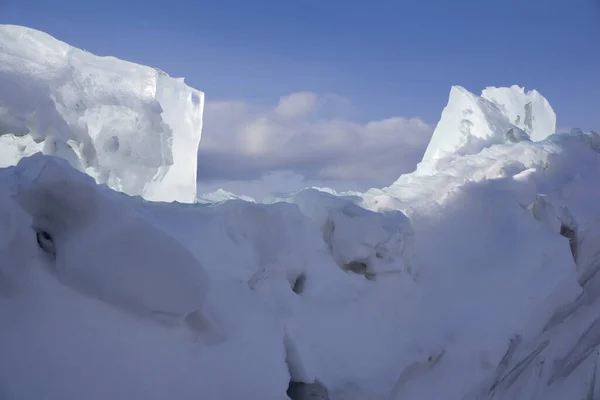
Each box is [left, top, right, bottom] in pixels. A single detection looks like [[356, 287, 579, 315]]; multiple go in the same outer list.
[[1, 25, 600, 400], [422, 85, 556, 163], [0, 25, 204, 203]]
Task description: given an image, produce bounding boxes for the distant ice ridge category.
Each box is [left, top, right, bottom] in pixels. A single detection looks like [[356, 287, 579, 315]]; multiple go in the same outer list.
[[0, 25, 204, 202], [421, 85, 556, 163], [196, 188, 256, 204]]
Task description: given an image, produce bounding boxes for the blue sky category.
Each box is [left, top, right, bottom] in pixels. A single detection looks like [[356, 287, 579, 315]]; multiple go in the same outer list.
[[2, 0, 599, 129]]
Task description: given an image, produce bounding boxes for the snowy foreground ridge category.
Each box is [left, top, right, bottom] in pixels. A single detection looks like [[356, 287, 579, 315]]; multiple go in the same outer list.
[[2, 26, 600, 400]]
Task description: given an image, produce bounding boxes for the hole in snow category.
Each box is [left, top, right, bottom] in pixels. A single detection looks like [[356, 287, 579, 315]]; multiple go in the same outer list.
[[291, 273, 306, 295], [284, 330, 329, 399], [36, 230, 56, 256], [342, 261, 375, 280], [287, 380, 329, 400], [560, 224, 578, 263]]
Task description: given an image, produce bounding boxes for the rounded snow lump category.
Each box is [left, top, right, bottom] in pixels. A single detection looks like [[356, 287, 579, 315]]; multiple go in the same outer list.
[[14, 157, 209, 325]]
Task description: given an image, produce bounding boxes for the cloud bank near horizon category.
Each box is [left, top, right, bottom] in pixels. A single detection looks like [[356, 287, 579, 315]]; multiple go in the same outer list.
[[196, 91, 433, 199]]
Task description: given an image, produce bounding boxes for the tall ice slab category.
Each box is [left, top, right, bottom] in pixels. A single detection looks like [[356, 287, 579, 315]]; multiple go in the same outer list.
[[0, 25, 204, 203]]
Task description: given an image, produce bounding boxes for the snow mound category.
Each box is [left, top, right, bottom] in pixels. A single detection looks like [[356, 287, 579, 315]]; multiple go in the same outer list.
[[0, 25, 204, 203], [282, 188, 416, 280], [422, 85, 556, 163], [13, 155, 210, 327]]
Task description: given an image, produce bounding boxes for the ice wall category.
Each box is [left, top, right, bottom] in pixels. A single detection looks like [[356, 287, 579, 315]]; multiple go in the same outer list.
[[0, 25, 204, 203], [422, 85, 556, 163]]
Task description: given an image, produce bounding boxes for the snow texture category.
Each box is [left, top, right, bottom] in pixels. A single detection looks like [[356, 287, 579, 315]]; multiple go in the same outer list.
[[1, 24, 600, 400], [0, 25, 204, 203]]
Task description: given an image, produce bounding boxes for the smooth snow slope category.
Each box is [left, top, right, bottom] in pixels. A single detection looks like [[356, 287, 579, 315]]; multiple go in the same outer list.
[[0, 25, 204, 203]]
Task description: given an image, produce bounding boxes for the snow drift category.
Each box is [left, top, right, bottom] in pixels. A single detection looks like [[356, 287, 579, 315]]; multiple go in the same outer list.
[[0, 25, 204, 203], [1, 24, 600, 400]]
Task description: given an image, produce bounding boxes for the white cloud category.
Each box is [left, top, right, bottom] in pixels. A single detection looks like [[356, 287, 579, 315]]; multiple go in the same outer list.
[[196, 92, 433, 198], [274, 92, 318, 118]]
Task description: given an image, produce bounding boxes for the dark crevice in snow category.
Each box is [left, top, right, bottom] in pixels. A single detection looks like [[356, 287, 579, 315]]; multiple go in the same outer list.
[[543, 292, 588, 333], [487, 335, 523, 394], [342, 261, 375, 280], [487, 339, 549, 396], [549, 318, 600, 385], [560, 224, 578, 264], [286, 381, 329, 400], [35, 229, 56, 256], [283, 330, 330, 399], [579, 261, 600, 290], [291, 273, 306, 295]]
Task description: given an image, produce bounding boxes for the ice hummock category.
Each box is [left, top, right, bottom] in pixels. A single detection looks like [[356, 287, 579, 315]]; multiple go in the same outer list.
[[1, 25, 600, 400]]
